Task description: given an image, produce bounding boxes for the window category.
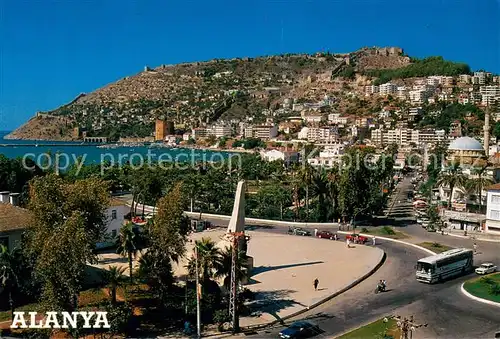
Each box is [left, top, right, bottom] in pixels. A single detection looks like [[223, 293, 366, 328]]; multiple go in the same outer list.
[[490, 210, 500, 220], [111, 209, 117, 220], [491, 195, 500, 204]]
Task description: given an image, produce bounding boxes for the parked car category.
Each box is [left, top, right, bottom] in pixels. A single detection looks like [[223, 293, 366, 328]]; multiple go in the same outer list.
[[316, 230, 336, 240], [279, 321, 320, 338], [346, 234, 368, 244], [475, 263, 497, 275], [287, 227, 311, 236]]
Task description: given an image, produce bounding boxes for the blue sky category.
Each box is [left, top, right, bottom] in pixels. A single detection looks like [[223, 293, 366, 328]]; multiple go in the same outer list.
[[0, 0, 499, 130]]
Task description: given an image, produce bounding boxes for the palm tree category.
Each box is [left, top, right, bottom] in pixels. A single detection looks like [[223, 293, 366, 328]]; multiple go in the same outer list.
[[472, 165, 493, 212], [116, 222, 138, 283], [437, 163, 467, 209], [187, 238, 222, 283], [215, 246, 247, 289], [0, 245, 22, 320], [103, 266, 126, 304], [299, 165, 314, 221]]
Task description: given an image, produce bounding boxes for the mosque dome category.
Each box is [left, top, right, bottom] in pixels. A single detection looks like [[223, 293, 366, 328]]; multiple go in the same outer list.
[[448, 137, 484, 151]]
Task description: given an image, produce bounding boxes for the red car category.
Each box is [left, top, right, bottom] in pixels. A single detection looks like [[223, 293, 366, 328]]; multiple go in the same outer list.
[[346, 234, 368, 244], [316, 230, 337, 239]]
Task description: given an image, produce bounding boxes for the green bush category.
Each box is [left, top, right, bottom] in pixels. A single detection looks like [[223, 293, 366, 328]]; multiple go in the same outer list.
[[105, 302, 134, 334], [431, 242, 442, 248], [480, 276, 495, 285], [490, 283, 500, 296], [361, 227, 369, 233], [213, 309, 231, 332], [381, 226, 395, 235]]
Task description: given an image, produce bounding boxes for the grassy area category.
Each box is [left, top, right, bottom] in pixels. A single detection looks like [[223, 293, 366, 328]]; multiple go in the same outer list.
[[417, 242, 453, 253], [359, 226, 409, 239], [338, 318, 400, 339], [463, 273, 500, 303], [0, 302, 42, 322]]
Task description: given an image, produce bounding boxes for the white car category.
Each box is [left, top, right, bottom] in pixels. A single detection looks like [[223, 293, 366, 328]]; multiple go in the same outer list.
[[475, 263, 497, 275]]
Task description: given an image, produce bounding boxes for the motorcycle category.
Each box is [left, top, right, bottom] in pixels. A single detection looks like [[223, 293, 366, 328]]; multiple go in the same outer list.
[[374, 283, 386, 294]]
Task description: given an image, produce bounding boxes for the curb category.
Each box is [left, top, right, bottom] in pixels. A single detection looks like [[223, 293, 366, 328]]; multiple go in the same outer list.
[[240, 249, 387, 332], [336, 231, 437, 255], [447, 232, 500, 243], [460, 282, 500, 308]]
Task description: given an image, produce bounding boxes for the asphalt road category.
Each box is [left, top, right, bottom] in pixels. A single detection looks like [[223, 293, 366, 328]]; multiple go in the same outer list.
[[199, 178, 500, 338]]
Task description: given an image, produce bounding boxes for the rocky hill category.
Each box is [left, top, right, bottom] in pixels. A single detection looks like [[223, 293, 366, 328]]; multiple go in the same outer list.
[[6, 46, 454, 141]]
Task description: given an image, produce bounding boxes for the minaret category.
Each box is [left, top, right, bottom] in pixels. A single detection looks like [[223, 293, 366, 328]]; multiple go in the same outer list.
[[484, 105, 490, 157]]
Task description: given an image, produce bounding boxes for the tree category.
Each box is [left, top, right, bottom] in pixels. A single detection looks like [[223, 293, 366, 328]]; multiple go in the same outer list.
[[216, 246, 247, 289], [187, 238, 221, 283], [144, 183, 188, 305], [0, 245, 22, 320], [437, 163, 467, 208], [299, 164, 314, 221], [25, 174, 110, 312], [103, 266, 126, 304], [465, 166, 493, 211], [116, 223, 138, 283]]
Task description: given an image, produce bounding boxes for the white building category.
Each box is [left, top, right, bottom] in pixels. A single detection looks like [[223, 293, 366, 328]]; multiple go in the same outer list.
[[379, 82, 397, 95], [210, 124, 232, 138], [245, 125, 278, 139], [303, 114, 323, 124], [96, 199, 129, 249], [473, 72, 489, 85], [480, 86, 500, 106], [328, 113, 349, 126], [370, 129, 383, 145], [459, 74, 472, 84], [484, 184, 500, 234], [365, 85, 379, 95], [260, 149, 299, 164], [192, 128, 208, 139]]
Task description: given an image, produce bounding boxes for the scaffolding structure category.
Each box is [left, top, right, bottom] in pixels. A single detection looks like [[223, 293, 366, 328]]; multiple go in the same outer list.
[[227, 231, 246, 334]]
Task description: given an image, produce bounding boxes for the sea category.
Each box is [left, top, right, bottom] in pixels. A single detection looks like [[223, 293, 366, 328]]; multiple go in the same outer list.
[[0, 131, 233, 169]]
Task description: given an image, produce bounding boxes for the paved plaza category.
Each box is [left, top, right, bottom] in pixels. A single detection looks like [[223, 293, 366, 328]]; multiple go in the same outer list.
[[175, 228, 385, 327]]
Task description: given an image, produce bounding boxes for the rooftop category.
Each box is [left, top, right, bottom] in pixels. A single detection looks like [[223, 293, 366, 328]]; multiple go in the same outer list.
[[0, 203, 31, 233], [448, 136, 484, 152]]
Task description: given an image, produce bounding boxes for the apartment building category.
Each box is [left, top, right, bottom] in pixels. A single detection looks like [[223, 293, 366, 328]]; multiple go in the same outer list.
[[192, 127, 208, 139], [473, 72, 491, 85], [459, 74, 472, 84], [365, 85, 379, 95], [379, 82, 397, 95], [485, 184, 500, 234], [409, 86, 435, 104], [370, 129, 384, 145], [245, 125, 278, 139], [210, 124, 233, 138], [298, 127, 338, 142], [397, 86, 407, 100], [328, 113, 349, 126], [480, 86, 500, 106]]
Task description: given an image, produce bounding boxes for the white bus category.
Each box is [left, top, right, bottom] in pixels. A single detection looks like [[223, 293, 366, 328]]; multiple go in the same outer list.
[[416, 248, 473, 283]]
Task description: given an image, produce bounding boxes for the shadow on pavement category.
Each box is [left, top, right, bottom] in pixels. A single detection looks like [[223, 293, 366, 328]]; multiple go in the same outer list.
[[252, 261, 324, 275], [246, 289, 303, 324]]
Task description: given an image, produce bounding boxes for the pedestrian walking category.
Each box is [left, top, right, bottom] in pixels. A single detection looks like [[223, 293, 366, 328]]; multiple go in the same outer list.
[[314, 278, 319, 291], [314, 228, 318, 237], [346, 238, 351, 248], [473, 242, 478, 253], [372, 236, 376, 246]]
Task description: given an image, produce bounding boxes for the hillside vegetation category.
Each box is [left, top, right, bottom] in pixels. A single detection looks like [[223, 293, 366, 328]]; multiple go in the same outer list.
[[367, 56, 471, 85]]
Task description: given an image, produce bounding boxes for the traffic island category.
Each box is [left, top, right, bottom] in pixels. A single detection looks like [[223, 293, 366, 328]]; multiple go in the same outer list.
[[358, 226, 409, 239], [462, 273, 500, 306], [416, 242, 454, 253], [337, 318, 401, 339]]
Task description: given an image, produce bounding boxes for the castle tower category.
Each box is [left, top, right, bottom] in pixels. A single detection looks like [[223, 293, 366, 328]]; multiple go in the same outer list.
[[155, 119, 166, 141], [484, 106, 490, 157]]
